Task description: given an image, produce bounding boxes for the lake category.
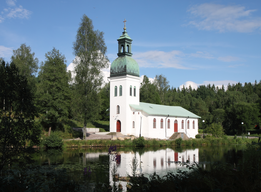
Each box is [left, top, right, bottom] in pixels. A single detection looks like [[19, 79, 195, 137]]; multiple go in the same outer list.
[[32, 145, 246, 191]]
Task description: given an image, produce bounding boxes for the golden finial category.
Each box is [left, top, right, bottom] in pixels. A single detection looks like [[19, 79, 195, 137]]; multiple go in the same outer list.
[[123, 19, 127, 30]]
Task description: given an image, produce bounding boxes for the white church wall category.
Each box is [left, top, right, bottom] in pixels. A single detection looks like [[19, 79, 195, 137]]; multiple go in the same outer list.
[[109, 75, 140, 135]]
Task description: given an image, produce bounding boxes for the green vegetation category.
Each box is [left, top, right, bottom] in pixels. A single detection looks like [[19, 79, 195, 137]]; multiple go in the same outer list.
[[0, 60, 41, 171], [133, 137, 145, 147], [71, 14, 109, 128], [127, 143, 261, 192], [63, 137, 257, 148], [36, 48, 71, 133], [42, 133, 63, 149]]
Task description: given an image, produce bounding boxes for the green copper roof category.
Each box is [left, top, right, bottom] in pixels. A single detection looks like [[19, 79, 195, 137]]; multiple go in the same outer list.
[[110, 56, 140, 77], [130, 102, 201, 118], [118, 30, 132, 40]]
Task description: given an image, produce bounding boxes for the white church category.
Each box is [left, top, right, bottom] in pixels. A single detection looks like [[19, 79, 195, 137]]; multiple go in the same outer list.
[[109, 24, 200, 139]]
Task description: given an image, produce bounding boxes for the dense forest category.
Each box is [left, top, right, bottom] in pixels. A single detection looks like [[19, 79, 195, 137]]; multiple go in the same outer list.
[[138, 75, 261, 135]]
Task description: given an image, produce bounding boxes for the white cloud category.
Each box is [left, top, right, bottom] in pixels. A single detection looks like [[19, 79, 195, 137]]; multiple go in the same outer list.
[[190, 51, 214, 59], [0, 16, 4, 23], [133, 50, 189, 69], [180, 80, 238, 90], [6, 0, 16, 6], [0, 45, 13, 58], [179, 81, 199, 90], [6, 5, 31, 19], [218, 56, 239, 62], [188, 3, 261, 32]]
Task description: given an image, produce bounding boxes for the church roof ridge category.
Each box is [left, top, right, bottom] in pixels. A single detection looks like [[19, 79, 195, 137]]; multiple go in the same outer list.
[[130, 102, 201, 118]]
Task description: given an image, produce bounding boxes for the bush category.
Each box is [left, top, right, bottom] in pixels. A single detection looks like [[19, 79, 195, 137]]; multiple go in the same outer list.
[[133, 137, 145, 147], [196, 134, 201, 139], [175, 138, 182, 146], [42, 133, 63, 149], [205, 123, 225, 138]]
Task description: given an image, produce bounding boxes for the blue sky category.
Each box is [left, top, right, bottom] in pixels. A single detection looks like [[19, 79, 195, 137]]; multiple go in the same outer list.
[[0, 0, 261, 89]]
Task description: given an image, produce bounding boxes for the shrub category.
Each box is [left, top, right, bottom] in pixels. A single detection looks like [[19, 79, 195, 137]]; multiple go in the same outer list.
[[196, 134, 201, 139], [205, 123, 225, 138], [133, 137, 145, 147], [99, 128, 106, 132], [42, 133, 63, 149], [175, 138, 182, 146]]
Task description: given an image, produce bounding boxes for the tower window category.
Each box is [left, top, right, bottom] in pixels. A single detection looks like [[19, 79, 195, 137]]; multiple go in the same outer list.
[[119, 85, 122, 96], [153, 118, 156, 128], [114, 86, 117, 97], [130, 85, 132, 96], [117, 105, 120, 114], [127, 45, 129, 53], [134, 86, 136, 97], [121, 45, 124, 53]]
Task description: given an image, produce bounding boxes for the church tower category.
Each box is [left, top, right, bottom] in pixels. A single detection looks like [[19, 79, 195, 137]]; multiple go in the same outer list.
[[109, 20, 140, 134]]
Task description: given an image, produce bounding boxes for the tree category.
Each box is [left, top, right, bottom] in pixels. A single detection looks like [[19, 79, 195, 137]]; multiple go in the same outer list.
[[0, 60, 40, 171], [99, 83, 110, 121], [11, 44, 39, 92], [154, 74, 170, 104], [140, 75, 161, 104], [205, 123, 225, 137], [71, 14, 109, 127], [36, 48, 71, 131]]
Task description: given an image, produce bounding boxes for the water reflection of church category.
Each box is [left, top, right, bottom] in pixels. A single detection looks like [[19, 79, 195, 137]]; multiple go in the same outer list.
[[109, 148, 199, 190]]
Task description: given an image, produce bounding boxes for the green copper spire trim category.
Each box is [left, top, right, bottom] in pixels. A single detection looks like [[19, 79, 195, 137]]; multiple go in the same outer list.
[[110, 20, 140, 77]]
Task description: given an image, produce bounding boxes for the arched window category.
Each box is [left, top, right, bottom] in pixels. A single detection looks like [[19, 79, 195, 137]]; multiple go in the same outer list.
[[121, 45, 124, 53], [161, 119, 163, 129], [114, 86, 117, 97], [130, 85, 132, 96], [168, 119, 170, 129], [127, 45, 129, 52], [153, 118, 156, 128], [153, 159, 156, 168], [182, 120, 184, 129], [193, 121, 195, 129], [133, 121, 135, 128], [119, 85, 122, 96], [134, 86, 136, 97], [117, 105, 120, 114], [187, 120, 190, 129]]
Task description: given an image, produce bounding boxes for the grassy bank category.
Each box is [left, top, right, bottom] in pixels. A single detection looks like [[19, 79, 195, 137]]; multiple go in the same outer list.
[[63, 136, 258, 148]]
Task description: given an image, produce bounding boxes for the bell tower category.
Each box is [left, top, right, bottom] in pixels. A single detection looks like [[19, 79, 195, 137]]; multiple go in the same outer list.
[[117, 19, 132, 57], [109, 20, 140, 135]]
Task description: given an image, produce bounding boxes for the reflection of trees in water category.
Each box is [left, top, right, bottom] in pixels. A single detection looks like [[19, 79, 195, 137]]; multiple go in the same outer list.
[[198, 145, 246, 170]]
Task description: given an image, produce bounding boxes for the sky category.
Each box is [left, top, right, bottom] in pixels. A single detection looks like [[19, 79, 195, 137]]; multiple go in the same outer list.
[[1, 0, 261, 90]]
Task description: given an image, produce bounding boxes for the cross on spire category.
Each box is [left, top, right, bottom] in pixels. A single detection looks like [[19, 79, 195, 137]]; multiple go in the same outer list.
[[123, 19, 127, 30]]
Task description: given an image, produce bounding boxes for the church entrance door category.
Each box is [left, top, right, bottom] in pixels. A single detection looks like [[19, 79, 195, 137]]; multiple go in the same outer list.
[[174, 120, 178, 132], [116, 120, 121, 132]]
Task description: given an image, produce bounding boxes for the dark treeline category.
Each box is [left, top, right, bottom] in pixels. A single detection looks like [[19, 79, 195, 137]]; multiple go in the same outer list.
[[140, 75, 261, 135]]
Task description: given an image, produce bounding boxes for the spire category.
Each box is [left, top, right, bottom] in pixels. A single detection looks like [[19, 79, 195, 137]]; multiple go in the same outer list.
[[123, 19, 127, 31], [117, 19, 132, 57]]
